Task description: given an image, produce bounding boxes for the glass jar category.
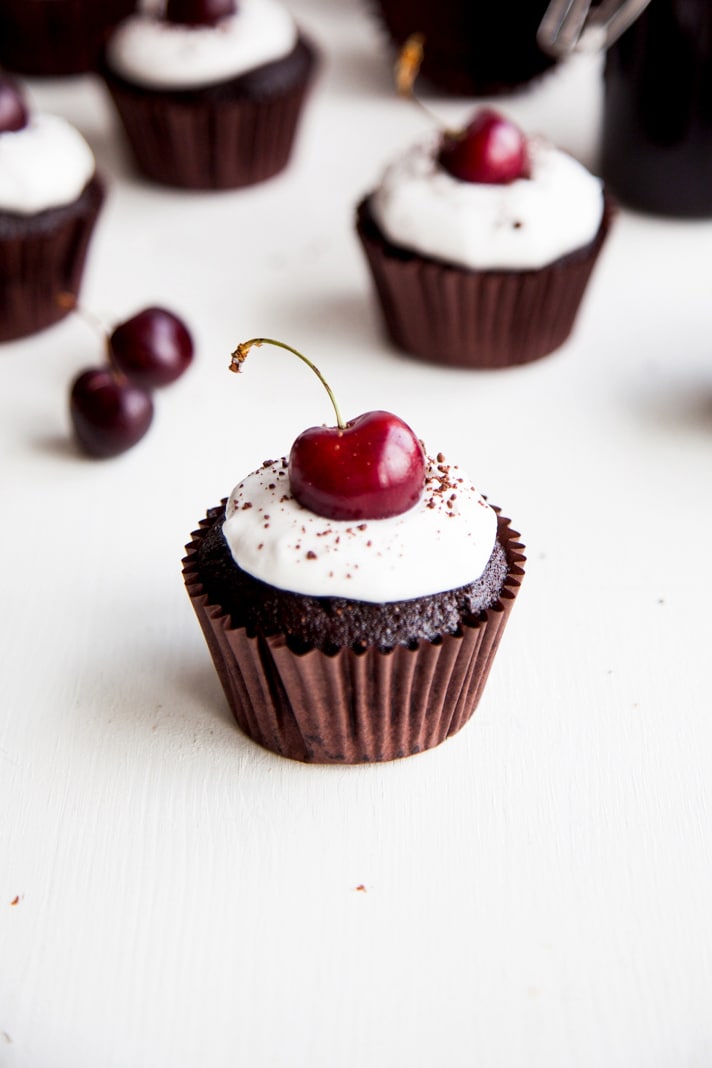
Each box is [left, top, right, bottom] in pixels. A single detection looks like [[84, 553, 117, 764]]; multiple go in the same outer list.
[[601, 0, 712, 216]]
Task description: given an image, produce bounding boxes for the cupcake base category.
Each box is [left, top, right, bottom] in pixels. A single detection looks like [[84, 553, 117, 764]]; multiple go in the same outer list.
[[101, 36, 317, 190], [356, 193, 614, 370], [183, 508, 525, 764], [0, 175, 105, 344]]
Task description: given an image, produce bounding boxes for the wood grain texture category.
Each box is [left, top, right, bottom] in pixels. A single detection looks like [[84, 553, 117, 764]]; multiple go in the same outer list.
[[1, 2, 712, 1066]]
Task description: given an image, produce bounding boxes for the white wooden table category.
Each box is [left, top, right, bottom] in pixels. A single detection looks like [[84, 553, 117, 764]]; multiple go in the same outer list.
[[2, 2, 712, 1065]]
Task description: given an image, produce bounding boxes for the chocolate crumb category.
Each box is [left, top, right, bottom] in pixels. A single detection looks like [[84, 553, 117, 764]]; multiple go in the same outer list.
[[257, 543, 264, 550], [357, 523, 368, 531], [436, 452, 445, 463], [268, 483, 276, 490], [513, 220, 523, 229], [241, 502, 253, 510], [262, 459, 276, 468], [355, 884, 367, 893], [306, 550, 317, 560], [10, 896, 19, 906]]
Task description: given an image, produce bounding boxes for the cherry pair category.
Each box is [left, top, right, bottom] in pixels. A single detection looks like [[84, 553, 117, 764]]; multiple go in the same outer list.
[[70, 306, 193, 458]]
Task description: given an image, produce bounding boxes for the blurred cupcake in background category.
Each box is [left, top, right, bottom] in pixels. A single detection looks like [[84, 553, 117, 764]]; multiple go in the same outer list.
[[0, 0, 138, 77], [100, 0, 318, 190], [368, 0, 557, 95], [0, 75, 104, 342], [356, 106, 612, 367], [354, 38, 613, 369]]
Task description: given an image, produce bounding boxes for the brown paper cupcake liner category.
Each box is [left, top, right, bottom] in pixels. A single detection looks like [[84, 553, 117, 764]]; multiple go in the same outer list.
[[0, 0, 136, 77], [101, 37, 317, 190], [356, 192, 615, 370], [183, 508, 525, 764], [0, 175, 105, 344]]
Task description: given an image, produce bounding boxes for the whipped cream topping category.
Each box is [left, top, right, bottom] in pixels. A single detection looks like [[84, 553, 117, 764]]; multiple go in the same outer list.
[[106, 0, 298, 89], [0, 114, 96, 215], [369, 134, 604, 271], [222, 455, 497, 603]]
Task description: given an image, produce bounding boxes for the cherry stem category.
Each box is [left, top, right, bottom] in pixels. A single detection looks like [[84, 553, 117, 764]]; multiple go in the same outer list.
[[230, 337, 346, 430], [57, 291, 111, 340], [57, 291, 127, 384], [395, 34, 458, 137]]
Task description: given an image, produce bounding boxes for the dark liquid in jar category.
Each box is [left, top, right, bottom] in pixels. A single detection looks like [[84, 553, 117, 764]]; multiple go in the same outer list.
[[601, 0, 712, 216]]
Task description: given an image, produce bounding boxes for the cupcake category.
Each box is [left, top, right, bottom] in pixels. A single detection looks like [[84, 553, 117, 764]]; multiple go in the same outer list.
[[369, 0, 556, 95], [0, 0, 137, 77], [0, 76, 104, 343], [183, 338, 525, 764], [356, 108, 613, 369], [100, 0, 318, 190]]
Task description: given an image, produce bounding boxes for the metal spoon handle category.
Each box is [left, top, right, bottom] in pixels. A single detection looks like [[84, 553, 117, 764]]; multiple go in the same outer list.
[[537, 0, 653, 56]]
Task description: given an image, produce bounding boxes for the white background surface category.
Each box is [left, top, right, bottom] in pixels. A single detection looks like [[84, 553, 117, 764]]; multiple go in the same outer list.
[[2, 2, 712, 1066]]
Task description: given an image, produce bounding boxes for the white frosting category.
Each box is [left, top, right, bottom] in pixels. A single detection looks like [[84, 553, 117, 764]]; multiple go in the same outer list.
[[370, 134, 604, 270], [106, 0, 298, 89], [0, 114, 96, 215], [223, 456, 497, 603]]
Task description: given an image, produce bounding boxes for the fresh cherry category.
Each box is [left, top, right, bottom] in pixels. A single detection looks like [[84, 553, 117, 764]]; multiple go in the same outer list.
[[164, 0, 236, 25], [109, 307, 194, 390], [0, 75, 28, 134], [230, 338, 426, 521], [439, 109, 530, 184], [70, 368, 154, 459], [289, 410, 426, 521]]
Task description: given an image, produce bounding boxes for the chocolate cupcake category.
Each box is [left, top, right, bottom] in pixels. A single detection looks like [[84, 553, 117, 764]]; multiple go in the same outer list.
[[0, 76, 104, 343], [183, 340, 525, 764], [356, 108, 613, 369], [100, 0, 317, 190], [369, 0, 556, 95], [0, 0, 137, 77]]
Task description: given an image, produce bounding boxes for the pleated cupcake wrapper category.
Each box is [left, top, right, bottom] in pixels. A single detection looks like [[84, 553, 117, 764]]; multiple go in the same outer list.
[[356, 193, 615, 370], [183, 509, 525, 764], [102, 41, 316, 191], [0, 175, 105, 344], [0, 0, 136, 76]]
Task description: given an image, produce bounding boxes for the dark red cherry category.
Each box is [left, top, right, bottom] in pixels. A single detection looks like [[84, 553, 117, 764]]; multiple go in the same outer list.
[[231, 338, 427, 521], [70, 368, 154, 458], [0, 75, 28, 134], [109, 307, 193, 390], [439, 109, 530, 184], [164, 0, 236, 25], [289, 410, 426, 521]]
